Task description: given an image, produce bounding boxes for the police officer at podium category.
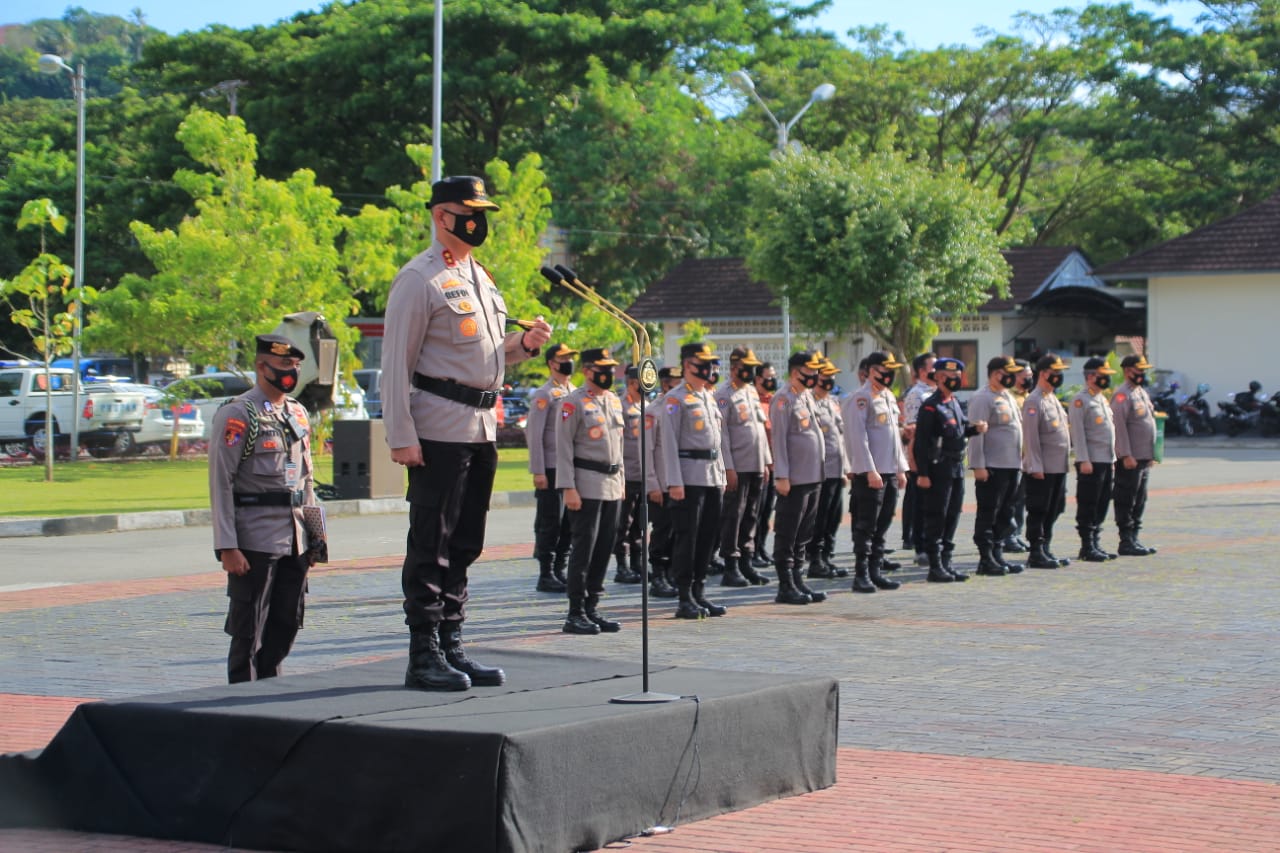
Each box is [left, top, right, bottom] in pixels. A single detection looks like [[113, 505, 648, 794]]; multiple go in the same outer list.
[[382, 175, 552, 691]]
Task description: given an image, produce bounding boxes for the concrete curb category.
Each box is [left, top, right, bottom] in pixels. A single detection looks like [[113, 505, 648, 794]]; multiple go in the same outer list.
[[0, 489, 537, 539]]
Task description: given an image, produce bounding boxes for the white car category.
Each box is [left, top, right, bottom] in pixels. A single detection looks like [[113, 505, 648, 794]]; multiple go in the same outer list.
[[86, 381, 206, 453]]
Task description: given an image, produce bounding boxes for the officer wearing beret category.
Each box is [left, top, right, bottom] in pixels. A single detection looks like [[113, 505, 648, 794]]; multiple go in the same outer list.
[[914, 356, 987, 582], [1111, 354, 1159, 556], [209, 334, 318, 684], [556, 348, 626, 634], [968, 356, 1026, 576], [527, 342, 578, 592], [770, 350, 830, 605], [1070, 356, 1119, 562], [1022, 353, 1072, 569], [659, 342, 728, 619], [610, 365, 647, 585], [842, 351, 909, 593], [715, 346, 772, 587], [806, 357, 851, 580], [644, 365, 683, 599], [383, 175, 552, 691]]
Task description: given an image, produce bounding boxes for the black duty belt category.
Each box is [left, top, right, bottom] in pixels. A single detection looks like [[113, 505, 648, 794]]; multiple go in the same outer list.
[[574, 457, 621, 475], [234, 491, 305, 508], [413, 373, 499, 409], [678, 449, 719, 460]]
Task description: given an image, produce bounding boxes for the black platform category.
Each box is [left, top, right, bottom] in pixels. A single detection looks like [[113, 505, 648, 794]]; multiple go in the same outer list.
[[1, 649, 837, 852]]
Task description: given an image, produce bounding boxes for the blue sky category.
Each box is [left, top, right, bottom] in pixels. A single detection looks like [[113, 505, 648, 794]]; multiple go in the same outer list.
[[16, 0, 1205, 50]]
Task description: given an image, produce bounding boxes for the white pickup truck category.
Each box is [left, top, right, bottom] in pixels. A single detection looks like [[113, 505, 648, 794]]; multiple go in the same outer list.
[[0, 364, 148, 458]]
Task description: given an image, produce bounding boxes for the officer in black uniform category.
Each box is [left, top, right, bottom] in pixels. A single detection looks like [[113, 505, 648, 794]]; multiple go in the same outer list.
[[913, 357, 987, 582]]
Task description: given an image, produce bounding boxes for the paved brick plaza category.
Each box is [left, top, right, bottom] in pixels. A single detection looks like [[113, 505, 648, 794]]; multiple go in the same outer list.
[[1, 448, 1278, 851]]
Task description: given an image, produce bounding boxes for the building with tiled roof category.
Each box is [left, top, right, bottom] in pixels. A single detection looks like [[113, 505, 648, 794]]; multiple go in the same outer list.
[[630, 249, 1144, 391], [1093, 190, 1280, 397]]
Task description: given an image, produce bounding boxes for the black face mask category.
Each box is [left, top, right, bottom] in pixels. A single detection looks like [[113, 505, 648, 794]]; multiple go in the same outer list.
[[818, 377, 835, 392], [1131, 372, 1146, 386], [799, 372, 819, 389], [761, 377, 778, 393], [1019, 376, 1035, 392], [447, 210, 488, 247], [263, 364, 299, 394], [1047, 373, 1064, 388], [999, 373, 1018, 389], [688, 362, 715, 382], [942, 376, 962, 392], [1095, 375, 1111, 390], [591, 369, 614, 390], [736, 366, 754, 383], [554, 361, 574, 377], [708, 369, 721, 385], [874, 370, 895, 388]]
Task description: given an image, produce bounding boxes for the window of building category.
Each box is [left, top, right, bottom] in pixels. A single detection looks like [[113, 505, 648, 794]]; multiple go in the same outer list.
[[932, 339, 979, 390]]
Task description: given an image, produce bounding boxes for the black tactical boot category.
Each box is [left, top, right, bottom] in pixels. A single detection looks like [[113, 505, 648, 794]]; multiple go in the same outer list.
[[739, 554, 771, 585], [1044, 534, 1071, 567], [707, 555, 725, 575], [585, 594, 621, 633], [675, 587, 704, 619], [693, 581, 727, 617], [563, 597, 601, 635], [552, 552, 570, 587], [868, 557, 900, 590], [1093, 529, 1118, 560], [806, 555, 834, 579], [774, 563, 811, 605], [942, 547, 968, 581], [992, 541, 1023, 574], [720, 555, 750, 587], [792, 566, 827, 602], [1130, 526, 1157, 555], [438, 621, 505, 686], [1027, 540, 1059, 569], [1002, 533, 1027, 554], [851, 554, 876, 593], [975, 543, 1006, 577], [825, 548, 848, 578], [613, 549, 641, 584], [535, 556, 566, 593], [405, 627, 471, 691], [926, 547, 954, 583], [650, 564, 679, 599], [1078, 531, 1109, 563]]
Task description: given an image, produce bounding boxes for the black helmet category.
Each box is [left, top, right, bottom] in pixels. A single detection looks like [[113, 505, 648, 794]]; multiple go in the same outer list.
[[1249, 380, 1262, 393]]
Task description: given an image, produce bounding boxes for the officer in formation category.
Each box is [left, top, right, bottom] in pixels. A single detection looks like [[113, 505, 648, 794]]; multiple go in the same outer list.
[[383, 175, 552, 692], [842, 351, 908, 594], [1070, 357, 1119, 562], [611, 365, 646, 585], [913, 357, 987, 583], [901, 352, 937, 566], [210, 334, 320, 684], [806, 357, 850, 580], [751, 361, 780, 570], [1003, 358, 1035, 555], [715, 347, 773, 587], [770, 350, 830, 605], [1021, 353, 1072, 569], [659, 342, 728, 619], [967, 356, 1026, 577], [1111, 354, 1159, 556], [527, 342, 578, 592], [644, 366, 682, 599], [555, 348, 626, 635]]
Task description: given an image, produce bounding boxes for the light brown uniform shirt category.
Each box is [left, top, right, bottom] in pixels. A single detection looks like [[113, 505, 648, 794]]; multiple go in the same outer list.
[[555, 386, 625, 500], [770, 385, 825, 485], [1069, 388, 1117, 464], [1022, 387, 1071, 475], [209, 385, 315, 557], [527, 378, 574, 474], [382, 240, 533, 448], [1111, 381, 1157, 460], [659, 382, 726, 489], [715, 381, 771, 474]]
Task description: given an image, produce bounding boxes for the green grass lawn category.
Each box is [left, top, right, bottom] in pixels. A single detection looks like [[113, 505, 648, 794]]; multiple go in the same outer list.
[[0, 448, 532, 517]]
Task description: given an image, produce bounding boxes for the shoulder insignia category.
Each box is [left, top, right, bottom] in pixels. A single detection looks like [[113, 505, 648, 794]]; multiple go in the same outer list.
[[857, 398, 867, 409], [1027, 407, 1037, 416], [561, 402, 575, 419], [684, 394, 697, 404], [1115, 393, 1127, 403], [1073, 399, 1083, 408], [536, 398, 547, 410], [666, 401, 679, 414], [923, 405, 935, 412], [224, 418, 246, 447]]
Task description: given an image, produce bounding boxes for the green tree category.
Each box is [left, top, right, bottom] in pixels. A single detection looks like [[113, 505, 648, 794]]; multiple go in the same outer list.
[[743, 150, 1011, 364], [87, 109, 360, 374]]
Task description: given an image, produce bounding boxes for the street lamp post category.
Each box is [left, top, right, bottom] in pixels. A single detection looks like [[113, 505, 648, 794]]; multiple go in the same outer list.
[[728, 70, 835, 355], [39, 53, 86, 461]]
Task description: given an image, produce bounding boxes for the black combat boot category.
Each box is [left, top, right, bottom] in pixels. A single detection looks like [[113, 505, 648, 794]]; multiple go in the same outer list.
[[851, 553, 876, 593], [806, 554, 834, 579], [1092, 529, 1118, 560], [926, 546, 954, 583], [774, 562, 810, 604], [675, 587, 704, 619], [650, 563, 679, 599], [535, 555, 566, 593], [693, 580, 727, 616], [868, 553, 901, 590], [942, 546, 968, 581], [1131, 525, 1156, 555], [792, 566, 827, 602], [719, 555, 750, 587], [739, 554, 771, 585], [552, 551, 570, 587], [707, 555, 725, 576], [992, 540, 1023, 574], [1044, 533, 1071, 567], [1078, 530, 1109, 563], [585, 594, 621, 633], [405, 627, 471, 691], [438, 622, 505, 686], [1026, 540, 1059, 569], [613, 549, 641, 584], [563, 597, 601, 635], [824, 546, 848, 578], [1002, 533, 1027, 554], [975, 543, 1007, 577]]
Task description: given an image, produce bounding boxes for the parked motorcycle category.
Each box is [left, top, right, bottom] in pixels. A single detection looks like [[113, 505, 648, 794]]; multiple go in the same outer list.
[[1217, 381, 1266, 436], [1259, 391, 1280, 438], [1179, 383, 1215, 436], [1151, 382, 1183, 436]]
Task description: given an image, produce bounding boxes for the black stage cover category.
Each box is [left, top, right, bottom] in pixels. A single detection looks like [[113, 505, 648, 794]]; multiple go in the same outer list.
[[1, 649, 838, 852]]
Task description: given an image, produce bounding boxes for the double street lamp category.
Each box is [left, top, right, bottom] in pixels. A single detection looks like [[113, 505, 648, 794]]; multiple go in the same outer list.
[[728, 70, 835, 355], [38, 53, 87, 461]]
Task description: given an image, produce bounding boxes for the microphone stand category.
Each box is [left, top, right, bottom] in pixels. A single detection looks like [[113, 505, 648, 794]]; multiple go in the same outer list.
[[539, 266, 677, 704]]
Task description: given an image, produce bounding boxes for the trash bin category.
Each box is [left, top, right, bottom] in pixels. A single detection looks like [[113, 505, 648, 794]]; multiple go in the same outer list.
[[1154, 412, 1166, 463], [332, 419, 405, 499]]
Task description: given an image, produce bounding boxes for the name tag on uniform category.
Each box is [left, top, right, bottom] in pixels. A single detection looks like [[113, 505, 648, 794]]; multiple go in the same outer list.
[[285, 462, 300, 489]]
